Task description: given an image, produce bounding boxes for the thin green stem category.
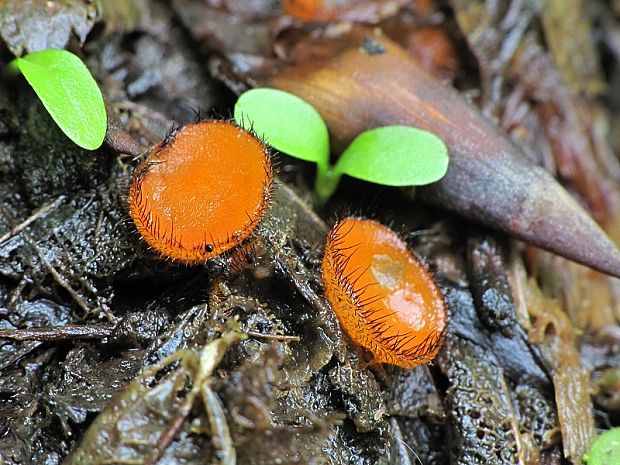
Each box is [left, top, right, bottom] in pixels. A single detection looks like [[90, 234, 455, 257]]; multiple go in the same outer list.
[[5, 58, 22, 77], [315, 161, 341, 206]]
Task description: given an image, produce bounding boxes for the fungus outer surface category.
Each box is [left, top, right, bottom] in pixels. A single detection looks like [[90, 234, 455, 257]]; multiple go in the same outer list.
[[322, 217, 446, 368]]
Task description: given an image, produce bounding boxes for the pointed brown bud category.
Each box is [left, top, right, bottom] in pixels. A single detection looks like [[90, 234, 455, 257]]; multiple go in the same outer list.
[[266, 29, 620, 278]]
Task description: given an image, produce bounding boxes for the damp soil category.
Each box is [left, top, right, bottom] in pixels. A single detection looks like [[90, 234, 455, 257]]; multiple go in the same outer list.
[[1, 1, 620, 464]]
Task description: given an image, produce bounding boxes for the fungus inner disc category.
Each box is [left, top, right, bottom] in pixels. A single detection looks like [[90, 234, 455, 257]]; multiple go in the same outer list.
[[370, 252, 427, 332], [129, 121, 271, 264]]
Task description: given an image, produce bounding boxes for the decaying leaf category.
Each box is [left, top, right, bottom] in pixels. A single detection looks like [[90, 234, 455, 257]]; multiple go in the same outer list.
[[541, 0, 605, 96], [511, 257, 597, 461], [64, 332, 244, 465]]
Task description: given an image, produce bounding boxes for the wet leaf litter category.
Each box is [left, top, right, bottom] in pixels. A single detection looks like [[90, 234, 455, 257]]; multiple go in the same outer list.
[[1, 1, 620, 465]]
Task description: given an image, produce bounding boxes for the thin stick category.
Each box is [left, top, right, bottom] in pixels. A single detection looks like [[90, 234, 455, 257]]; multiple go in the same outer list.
[[0, 195, 65, 245], [0, 204, 92, 314], [143, 408, 189, 465], [247, 331, 301, 342], [0, 324, 115, 342], [278, 182, 328, 233], [24, 232, 92, 314]]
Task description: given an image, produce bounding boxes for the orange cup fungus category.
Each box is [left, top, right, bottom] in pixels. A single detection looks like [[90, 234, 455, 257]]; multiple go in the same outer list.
[[128, 120, 273, 264], [282, 0, 336, 22], [322, 217, 447, 368], [282, 0, 321, 21]]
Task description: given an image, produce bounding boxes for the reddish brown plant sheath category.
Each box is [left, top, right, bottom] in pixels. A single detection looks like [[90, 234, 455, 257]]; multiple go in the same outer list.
[[266, 29, 620, 278]]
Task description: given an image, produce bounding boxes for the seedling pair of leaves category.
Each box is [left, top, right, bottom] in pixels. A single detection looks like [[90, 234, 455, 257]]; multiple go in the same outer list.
[[7, 49, 107, 150], [234, 88, 449, 204]]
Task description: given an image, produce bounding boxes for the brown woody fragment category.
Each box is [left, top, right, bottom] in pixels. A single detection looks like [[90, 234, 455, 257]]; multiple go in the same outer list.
[[265, 29, 620, 278]]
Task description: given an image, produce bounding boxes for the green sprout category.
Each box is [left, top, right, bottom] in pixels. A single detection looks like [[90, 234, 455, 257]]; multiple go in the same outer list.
[[7, 49, 107, 150], [234, 88, 449, 204], [583, 428, 620, 465]]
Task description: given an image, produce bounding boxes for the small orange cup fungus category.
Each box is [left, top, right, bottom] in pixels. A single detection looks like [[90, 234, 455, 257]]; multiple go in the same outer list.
[[282, 0, 322, 21], [322, 217, 447, 368], [282, 0, 337, 22], [128, 120, 273, 264]]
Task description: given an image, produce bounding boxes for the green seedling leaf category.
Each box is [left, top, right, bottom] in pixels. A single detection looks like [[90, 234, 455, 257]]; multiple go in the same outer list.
[[334, 125, 449, 186], [13, 49, 107, 150], [583, 428, 620, 465], [234, 88, 330, 165]]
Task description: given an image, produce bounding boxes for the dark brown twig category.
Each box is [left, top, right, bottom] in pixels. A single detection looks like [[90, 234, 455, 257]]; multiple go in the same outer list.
[[0, 324, 115, 342], [143, 407, 190, 465]]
